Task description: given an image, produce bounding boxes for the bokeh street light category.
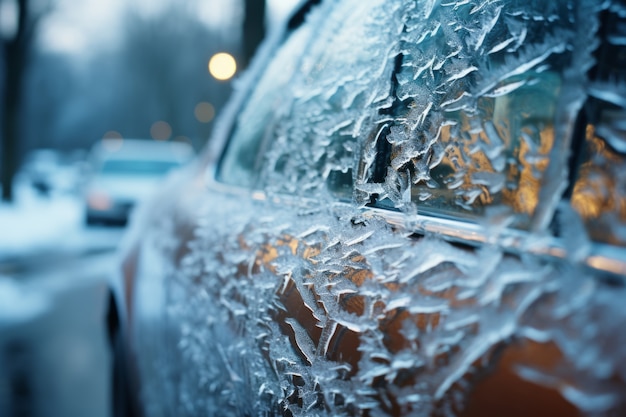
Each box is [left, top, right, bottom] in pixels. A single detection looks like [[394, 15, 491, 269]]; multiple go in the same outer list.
[[208, 52, 237, 81], [150, 121, 172, 141], [194, 101, 215, 123]]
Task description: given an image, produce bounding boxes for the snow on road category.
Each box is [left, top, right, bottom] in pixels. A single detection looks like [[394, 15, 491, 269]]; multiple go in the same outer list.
[[0, 252, 114, 417], [0, 191, 81, 260], [0, 183, 122, 417], [0, 182, 123, 264]]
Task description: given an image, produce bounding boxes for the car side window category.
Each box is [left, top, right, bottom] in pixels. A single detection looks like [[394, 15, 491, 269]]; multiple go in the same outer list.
[[571, 122, 626, 247], [570, 8, 626, 247], [360, 1, 596, 227], [220, 0, 600, 228], [220, 0, 402, 200], [218, 14, 315, 188]]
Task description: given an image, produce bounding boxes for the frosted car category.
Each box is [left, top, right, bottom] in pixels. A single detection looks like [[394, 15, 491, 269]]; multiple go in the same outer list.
[[109, 0, 626, 416], [83, 139, 194, 225]]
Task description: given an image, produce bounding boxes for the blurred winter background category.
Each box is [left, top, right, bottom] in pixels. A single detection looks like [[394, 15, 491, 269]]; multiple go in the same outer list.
[[0, 0, 299, 416]]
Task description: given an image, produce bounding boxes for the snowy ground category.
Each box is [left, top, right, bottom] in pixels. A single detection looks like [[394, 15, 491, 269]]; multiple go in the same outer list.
[[0, 180, 122, 265], [0, 254, 113, 417], [0, 180, 125, 417]]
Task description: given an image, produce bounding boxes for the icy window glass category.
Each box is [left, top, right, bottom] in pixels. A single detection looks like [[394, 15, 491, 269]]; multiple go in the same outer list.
[[571, 127, 626, 246], [359, 1, 594, 225], [571, 7, 626, 246], [218, 18, 314, 188], [258, 0, 403, 199], [220, 0, 402, 199]]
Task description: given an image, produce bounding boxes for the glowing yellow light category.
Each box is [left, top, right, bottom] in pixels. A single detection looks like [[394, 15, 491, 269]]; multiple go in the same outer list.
[[208, 52, 237, 81], [151, 121, 172, 141], [102, 131, 123, 152], [194, 102, 215, 123]]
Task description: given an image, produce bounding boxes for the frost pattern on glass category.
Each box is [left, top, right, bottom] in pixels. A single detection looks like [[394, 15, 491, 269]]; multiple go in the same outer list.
[[570, 4, 626, 246], [253, 0, 405, 198], [266, 0, 405, 198], [571, 122, 626, 246], [361, 0, 596, 224], [219, 4, 321, 188], [223, 0, 600, 226]]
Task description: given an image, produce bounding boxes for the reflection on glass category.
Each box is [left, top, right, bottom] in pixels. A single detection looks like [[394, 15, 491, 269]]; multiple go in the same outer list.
[[356, 1, 589, 226], [405, 73, 558, 220], [571, 122, 626, 246]]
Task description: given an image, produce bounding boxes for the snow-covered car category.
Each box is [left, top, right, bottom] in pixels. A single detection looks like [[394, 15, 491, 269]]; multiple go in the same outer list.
[[109, 1, 626, 416], [18, 149, 84, 196], [83, 139, 194, 225]]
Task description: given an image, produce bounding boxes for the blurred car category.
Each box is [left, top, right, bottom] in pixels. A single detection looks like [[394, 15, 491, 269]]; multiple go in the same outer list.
[[83, 139, 193, 226], [109, 1, 626, 416]]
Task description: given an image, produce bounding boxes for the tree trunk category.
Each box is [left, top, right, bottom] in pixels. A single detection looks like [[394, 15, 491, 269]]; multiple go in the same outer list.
[[1, 0, 30, 202]]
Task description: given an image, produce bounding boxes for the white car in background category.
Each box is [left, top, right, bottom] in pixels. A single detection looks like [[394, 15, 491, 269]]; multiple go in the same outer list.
[[84, 139, 194, 226]]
